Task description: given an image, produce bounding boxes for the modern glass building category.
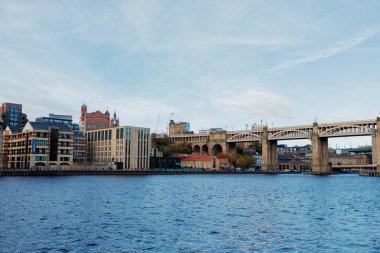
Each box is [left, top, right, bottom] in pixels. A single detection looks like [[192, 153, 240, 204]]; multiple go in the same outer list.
[[1, 102, 28, 131]]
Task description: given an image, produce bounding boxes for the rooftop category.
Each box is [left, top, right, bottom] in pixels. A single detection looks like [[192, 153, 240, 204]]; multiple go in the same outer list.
[[29, 122, 73, 133]]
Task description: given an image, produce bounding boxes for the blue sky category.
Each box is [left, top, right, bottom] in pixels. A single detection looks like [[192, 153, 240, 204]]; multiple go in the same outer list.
[[1, 0, 380, 147]]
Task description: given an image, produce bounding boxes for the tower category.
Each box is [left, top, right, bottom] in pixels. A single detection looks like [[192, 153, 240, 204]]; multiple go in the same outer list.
[[81, 103, 87, 122], [111, 110, 119, 128], [80, 103, 87, 133]]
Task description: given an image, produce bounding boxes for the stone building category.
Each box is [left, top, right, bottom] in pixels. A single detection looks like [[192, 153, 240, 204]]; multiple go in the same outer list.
[[3, 122, 74, 169], [110, 111, 119, 128], [169, 120, 190, 135], [180, 154, 230, 170], [329, 153, 370, 166], [85, 126, 151, 170]]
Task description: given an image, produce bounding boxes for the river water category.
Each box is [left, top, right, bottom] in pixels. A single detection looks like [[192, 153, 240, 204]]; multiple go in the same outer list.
[[1, 174, 380, 252]]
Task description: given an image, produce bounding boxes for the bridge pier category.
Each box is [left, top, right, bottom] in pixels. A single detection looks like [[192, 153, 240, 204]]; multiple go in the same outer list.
[[311, 123, 331, 175], [262, 127, 278, 173], [227, 142, 237, 155], [376, 118, 380, 172]]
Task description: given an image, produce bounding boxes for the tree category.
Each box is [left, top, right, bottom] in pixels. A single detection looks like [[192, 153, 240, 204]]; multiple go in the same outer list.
[[174, 142, 192, 154], [228, 153, 239, 167], [229, 153, 256, 169], [217, 152, 229, 159]]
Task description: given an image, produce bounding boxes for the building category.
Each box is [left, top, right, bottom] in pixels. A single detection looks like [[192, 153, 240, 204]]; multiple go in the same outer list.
[[0, 119, 4, 168], [110, 111, 120, 128], [73, 133, 86, 164], [150, 148, 181, 169], [199, 128, 224, 134], [180, 154, 229, 170], [36, 114, 80, 133], [2, 122, 74, 169], [278, 153, 311, 172], [85, 126, 151, 170], [1, 102, 28, 131], [329, 153, 370, 166], [169, 120, 190, 135], [80, 103, 110, 132]]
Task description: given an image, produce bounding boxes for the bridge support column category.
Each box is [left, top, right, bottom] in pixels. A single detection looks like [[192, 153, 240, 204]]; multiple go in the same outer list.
[[262, 127, 278, 173], [372, 129, 377, 165], [311, 123, 331, 175], [227, 143, 237, 155], [375, 118, 380, 172]]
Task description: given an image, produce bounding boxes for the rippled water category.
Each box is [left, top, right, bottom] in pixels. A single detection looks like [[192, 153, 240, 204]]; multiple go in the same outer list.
[[1, 174, 380, 252]]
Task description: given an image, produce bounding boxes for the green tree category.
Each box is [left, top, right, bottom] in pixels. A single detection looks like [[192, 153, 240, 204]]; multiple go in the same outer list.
[[217, 152, 229, 159]]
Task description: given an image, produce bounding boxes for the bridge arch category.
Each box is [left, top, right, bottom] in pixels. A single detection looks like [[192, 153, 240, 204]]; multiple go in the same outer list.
[[202, 145, 209, 154], [212, 144, 223, 156], [319, 124, 373, 137], [270, 129, 310, 139], [193, 145, 201, 153], [227, 133, 261, 142]]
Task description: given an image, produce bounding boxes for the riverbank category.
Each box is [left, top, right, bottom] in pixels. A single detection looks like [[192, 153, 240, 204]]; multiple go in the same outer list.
[[0, 169, 300, 177]]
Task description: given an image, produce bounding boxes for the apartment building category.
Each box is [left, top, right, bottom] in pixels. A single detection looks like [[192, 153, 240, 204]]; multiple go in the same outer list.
[[85, 126, 150, 170], [3, 122, 74, 168]]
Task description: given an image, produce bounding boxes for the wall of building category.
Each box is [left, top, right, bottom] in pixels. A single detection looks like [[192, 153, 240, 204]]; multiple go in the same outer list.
[[3, 125, 74, 169], [169, 120, 190, 135], [0, 121, 3, 168], [85, 126, 151, 170]]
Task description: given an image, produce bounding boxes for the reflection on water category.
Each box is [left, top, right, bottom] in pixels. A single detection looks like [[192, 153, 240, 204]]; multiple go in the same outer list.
[[1, 174, 380, 252]]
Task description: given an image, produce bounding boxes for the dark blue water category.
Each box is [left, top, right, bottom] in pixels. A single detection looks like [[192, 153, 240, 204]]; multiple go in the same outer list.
[[1, 174, 380, 252]]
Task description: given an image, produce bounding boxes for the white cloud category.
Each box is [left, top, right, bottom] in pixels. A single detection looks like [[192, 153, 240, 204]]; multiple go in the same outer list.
[[0, 48, 175, 128], [274, 26, 380, 71], [209, 88, 294, 119]]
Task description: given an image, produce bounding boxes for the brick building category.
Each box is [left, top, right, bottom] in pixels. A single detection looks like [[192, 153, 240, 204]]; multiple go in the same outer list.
[[3, 122, 74, 169], [80, 103, 110, 132], [0, 119, 3, 168]]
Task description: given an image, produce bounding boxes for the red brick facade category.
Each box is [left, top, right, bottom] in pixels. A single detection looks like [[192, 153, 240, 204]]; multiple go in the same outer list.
[[81, 104, 110, 131]]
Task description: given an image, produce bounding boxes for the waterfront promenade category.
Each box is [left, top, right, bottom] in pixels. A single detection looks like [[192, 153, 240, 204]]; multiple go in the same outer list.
[[0, 169, 283, 177]]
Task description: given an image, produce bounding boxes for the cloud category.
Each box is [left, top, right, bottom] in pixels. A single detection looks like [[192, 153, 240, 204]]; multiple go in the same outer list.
[[0, 48, 175, 128], [209, 88, 294, 119], [273, 26, 380, 71]]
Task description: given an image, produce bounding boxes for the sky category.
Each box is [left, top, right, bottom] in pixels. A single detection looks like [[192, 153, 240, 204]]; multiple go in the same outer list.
[[1, 0, 380, 147]]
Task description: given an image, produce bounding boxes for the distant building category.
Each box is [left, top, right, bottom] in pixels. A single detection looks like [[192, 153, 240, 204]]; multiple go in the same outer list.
[[0, 119, 4, 168], [80, 103, 110, 132], [169, 120, 190, 135], [3, 122, 74, 169], [85, 126, 151, 170], [1, 102, 28, 131], [278, 153, 311, 172], [150, 148, 181, 169], [199, 128, 224, 134], [36, 114, 80, 133], [251, 123, 266, 131], [180, 154, 230, 170], [329, 153, 370, 166], [110, 111, 120, 128]]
